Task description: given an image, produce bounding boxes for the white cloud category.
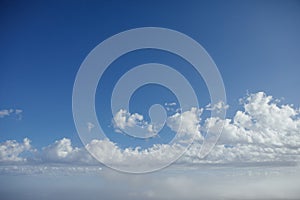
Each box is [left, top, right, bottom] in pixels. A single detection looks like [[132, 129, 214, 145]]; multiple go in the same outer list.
[[87, 122, 95, 132], [164, 102, 179, 112], [219, 92, 300, 148], [112, 109, 160, 136], [164, 102, 177, 107], [113, 107, 203, 141], [167, 107, 202, 138], [86, 139, 184, 172], [40, 138, 94, 164], [1, 92, 300, 200], [205, 101, 229, 113], [15, 109, 23, 115], [0, 109, 13, 118], [0, 165, 102, 175], [100, 92, 300, 166], [1, 92, 300, 169], [0, 108, 23, 119], [0, 138, 32, 162], [183, 92, 300, 164], [113, 109, 145, 132]]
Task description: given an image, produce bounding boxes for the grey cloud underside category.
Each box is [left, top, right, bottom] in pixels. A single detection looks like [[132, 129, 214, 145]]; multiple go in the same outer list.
[[1, 92, 300, 170]]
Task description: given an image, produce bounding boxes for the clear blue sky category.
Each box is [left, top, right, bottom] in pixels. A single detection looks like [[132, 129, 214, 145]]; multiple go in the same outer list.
[[1, 0, 300, 149]]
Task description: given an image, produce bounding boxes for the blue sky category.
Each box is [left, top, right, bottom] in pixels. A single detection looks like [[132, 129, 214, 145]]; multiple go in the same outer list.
[[1, 0, 300, 198], [1, 1, 300, 149]]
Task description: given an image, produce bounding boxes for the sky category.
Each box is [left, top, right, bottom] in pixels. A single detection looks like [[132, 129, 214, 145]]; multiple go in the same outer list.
[[1, 0, 300, 199]]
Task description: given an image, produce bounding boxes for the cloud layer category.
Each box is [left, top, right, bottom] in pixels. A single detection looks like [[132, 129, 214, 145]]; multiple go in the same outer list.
[[1, 92, 300, 170], [1, 165, 300, 200]]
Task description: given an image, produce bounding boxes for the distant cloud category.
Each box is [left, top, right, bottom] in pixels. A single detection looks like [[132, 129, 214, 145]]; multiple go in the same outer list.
[[89, 91, 300, 168], [0, 138, 32, 162], [164, 102, 177, 106], [0, 108, 23, 119], [112, 109, 161, 136], [40, 138, 95, 164], [0, 165, 102, 175], [164, 102, 179, 112], [182, 92, 300, 164], [0, 109, 13, 118], [113, 107, 202, 140], [205, 101, 229, 113], [0, 92, 300, 171], [113, 109, 145, 132], [167, 107, 203, 139], [87, 122, 95, 132]]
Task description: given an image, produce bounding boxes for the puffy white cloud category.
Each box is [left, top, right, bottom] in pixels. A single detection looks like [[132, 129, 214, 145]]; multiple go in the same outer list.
[[110, 107, 203, 169], [113, 107, 203, 141], [1, 92, 300, 169], [86, 139, 184, 172], [0, 138, 32, 162], [220, 92, 299, 148], [167, 107, 202, 137], [1, 93, 300, 200], [40, 138, 95, 164], [113, 109, 154, 134], [184, 92, 300, 164]]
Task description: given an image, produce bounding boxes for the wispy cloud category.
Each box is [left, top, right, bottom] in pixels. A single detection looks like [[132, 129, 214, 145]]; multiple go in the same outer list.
[[0, 108, 23, 119], [87, 122, 95, 132]]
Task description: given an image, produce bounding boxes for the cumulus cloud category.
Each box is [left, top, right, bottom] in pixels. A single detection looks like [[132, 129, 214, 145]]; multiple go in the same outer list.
[[1, 92, 300, 200], [1, 92, 300, 170], [113, 107, 202, 141], [107, 92, 300, 166], [182, 92, 300, 164], [113, 109, 145, 132], [167, 107, 202, 138], [40, 138, 95, 164], [112, 109, 163, 137], [0, 138, 32, 162]]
